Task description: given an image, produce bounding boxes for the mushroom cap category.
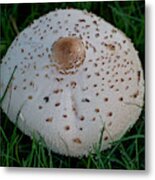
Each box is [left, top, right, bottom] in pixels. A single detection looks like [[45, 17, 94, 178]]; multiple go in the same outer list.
[[0, 9, 144, 157]]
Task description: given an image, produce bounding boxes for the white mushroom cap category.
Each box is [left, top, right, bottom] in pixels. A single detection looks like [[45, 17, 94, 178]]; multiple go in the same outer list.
[[0, 9, 144, 156]]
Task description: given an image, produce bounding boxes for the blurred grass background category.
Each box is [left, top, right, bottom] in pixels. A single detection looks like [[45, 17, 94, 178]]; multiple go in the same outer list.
[[0, 1, 145, 169]]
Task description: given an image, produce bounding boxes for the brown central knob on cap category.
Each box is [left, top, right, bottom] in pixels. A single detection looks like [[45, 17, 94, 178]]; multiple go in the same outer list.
[[52, 37, 86, 73]]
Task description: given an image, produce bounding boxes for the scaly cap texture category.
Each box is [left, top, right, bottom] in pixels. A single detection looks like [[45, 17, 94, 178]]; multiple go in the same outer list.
[[0, 9, 144, 156]]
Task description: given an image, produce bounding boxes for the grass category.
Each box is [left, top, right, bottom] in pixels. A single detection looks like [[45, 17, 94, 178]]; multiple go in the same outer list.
[[0, 1, 145, 169]]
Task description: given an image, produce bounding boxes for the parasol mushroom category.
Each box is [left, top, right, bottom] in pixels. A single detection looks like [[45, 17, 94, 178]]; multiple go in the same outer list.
[[0, 9, 144, 156]]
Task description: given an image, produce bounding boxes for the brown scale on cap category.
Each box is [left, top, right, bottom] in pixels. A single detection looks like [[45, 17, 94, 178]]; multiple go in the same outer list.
[[64, 125, 70, 131], [51, 37, 86, 74], [73, 138, 82, 144], [45, 117, 53, 122]]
